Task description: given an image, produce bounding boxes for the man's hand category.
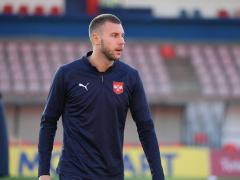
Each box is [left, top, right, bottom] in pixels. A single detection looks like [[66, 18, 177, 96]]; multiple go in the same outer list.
[[39, 175, 51, 180]]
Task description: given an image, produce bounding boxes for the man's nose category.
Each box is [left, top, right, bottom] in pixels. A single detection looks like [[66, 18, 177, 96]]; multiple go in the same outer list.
[[119, 37, 125, 45]]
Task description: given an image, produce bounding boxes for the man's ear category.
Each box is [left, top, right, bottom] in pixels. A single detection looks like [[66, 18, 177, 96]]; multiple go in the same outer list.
[[91, 32, 101, 46]]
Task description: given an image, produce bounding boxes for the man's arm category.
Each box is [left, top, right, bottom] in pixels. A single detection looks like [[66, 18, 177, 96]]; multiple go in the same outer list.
[[38, 116, 58, 178], [129, 71, 165, 180], [38, 67, 65, 178]]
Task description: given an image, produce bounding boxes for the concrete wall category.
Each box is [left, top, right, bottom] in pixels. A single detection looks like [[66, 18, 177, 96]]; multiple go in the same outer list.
[[5, 105, 63, 143], [4, 104, 183, 145]]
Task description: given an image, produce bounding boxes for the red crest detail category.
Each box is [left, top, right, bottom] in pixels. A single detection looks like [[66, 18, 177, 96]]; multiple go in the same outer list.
[[113, 81, 124, 94]]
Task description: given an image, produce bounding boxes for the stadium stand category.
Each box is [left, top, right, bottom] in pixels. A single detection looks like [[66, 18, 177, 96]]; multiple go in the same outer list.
[[175, 44, 240, 98], [0, 0, 63, 16], [1, 40, 240, 101], [120, 0, 240, 19]]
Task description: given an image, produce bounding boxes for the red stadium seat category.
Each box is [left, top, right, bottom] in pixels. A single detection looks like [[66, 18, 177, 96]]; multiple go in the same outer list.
[[19, 5, 29, 16], [50, 6, 61, 16], [34, 6, 44, 16], [160, 44, 176, 59], [218, 9, 229, 18], [3, 4, 13, 15], [194, 132, 208, 145], [86, 0, 99, 16]]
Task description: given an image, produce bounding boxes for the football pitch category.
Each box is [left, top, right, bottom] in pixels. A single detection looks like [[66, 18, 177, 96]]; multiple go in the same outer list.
[[0, 177, 207, 180]]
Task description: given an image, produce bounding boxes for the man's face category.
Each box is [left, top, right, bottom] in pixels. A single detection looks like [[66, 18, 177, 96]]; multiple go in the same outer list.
[[99, 22, 125, 61]]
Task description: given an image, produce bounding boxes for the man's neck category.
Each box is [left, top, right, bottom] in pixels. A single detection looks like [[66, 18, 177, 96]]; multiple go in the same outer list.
[[89, 51, 114, 72]]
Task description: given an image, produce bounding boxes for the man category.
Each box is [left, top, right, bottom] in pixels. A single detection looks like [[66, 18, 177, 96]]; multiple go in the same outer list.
[[38, 14, 165, 180]]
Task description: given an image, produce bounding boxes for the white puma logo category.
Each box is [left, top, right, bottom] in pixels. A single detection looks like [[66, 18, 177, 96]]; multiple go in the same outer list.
[[79, 83, 89, 91]]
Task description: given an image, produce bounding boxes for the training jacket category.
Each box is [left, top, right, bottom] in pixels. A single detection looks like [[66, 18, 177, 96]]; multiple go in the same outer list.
[[38, 51, 165, 180]]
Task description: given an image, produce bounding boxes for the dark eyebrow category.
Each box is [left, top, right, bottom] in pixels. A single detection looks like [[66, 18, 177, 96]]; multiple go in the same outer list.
[[111, 32, 125, 37]]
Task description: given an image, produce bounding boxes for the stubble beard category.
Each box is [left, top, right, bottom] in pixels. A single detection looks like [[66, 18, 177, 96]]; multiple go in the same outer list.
[[100, 39, 118, 62]]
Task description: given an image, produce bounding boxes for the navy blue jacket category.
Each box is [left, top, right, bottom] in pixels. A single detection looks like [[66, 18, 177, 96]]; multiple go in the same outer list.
[[38, 51, 165, 180], [0, 94, 9, 177]]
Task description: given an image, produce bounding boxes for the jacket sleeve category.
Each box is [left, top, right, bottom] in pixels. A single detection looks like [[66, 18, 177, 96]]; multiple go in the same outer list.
[[129, 71, 165, 180], [38, 67, 65, 177]]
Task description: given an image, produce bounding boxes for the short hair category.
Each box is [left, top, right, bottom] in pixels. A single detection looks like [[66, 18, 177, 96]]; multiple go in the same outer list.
[[89, 14, 122, 38]]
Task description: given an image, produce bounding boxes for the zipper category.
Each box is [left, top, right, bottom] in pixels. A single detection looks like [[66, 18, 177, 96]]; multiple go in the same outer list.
[[101, 74, 104, 84]]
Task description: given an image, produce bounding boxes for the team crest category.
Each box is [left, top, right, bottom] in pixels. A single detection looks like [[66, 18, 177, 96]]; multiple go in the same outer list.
[[113, 81, 124, 94]]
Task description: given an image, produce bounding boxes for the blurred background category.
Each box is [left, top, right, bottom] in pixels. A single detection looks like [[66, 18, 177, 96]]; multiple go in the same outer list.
[[0, 0, 240, 179]]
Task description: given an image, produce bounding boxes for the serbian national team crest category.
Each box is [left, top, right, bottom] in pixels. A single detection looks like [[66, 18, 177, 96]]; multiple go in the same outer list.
[[113, 81, 124, 94]]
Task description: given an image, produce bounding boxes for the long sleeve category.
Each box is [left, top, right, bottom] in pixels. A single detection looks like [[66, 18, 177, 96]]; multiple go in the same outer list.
[[38, 67, 65, 177], [129, 71, 165, 180], [0, 98, 9, 176]]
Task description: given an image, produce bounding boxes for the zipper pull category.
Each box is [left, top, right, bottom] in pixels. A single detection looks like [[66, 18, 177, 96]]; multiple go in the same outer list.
[[101, 74, 103, 83]]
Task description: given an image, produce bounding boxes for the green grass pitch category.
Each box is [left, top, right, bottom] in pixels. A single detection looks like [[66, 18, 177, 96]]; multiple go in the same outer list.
[[1, 176, 237, 180]]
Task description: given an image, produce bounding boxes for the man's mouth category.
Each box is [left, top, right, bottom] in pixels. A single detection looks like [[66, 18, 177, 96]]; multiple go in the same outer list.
[[115, 48, 123, 53]]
